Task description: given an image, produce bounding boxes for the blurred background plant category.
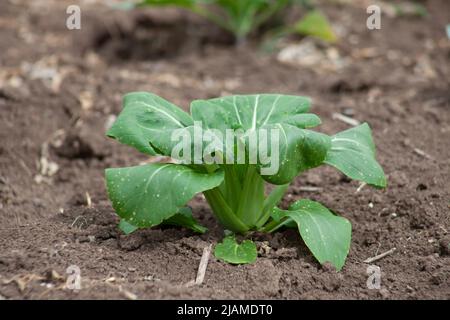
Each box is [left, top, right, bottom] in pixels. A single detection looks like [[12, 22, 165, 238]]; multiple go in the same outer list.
[[119, 0, 336, 44]]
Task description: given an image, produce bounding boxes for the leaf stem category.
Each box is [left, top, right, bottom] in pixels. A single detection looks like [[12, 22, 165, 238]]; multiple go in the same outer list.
[[260, 218, 287, 233], [255, 183, 289, 229], [235, 166, 264, 227], [203, 188, 249, 234]]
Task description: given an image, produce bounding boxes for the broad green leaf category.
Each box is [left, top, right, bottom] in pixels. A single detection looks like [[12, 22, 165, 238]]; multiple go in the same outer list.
[[191, 94, 331, 184], [260, 124, 330, 184], [162, 206, 208, 234], [107, 92, 193, 156], [325, 123, 386, 188], [118, 207, 207, 234], [191, 94, 312, 132], [285, 113, 321, 128], [214, 235, 257, 264], [106, 163, 223, 227], [278, 199, 351, 271], [294, 10, 337, 42]]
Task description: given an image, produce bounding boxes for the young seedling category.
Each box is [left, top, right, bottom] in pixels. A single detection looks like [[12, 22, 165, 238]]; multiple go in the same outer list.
[[106, 92, 386, 270]]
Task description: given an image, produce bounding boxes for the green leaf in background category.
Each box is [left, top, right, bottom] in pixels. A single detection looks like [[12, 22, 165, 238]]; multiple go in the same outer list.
[[106, 163, 223, 227], [107, 92, 193, 156], [324, 123, 386, 188], [111, 2, 136, 10], [214, 235, 257, 264], [392, 2, 427, 17], [138, 0, 198, 8], [138, 0, 292, 41], [294, 10, 337, 42], [277, 199, 351, 271], [162, 206, 208, 233]]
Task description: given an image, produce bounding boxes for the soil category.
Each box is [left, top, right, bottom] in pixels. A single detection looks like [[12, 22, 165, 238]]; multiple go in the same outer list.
[[0, 0, 449, 299]]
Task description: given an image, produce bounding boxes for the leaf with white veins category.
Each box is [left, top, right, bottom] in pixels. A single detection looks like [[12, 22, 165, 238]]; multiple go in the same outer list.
[[106, 163, 223, 227], [107, 92, 193, 156], [276, 199, 351, 271], [325, 123, 386, 187], [191, 94, 331, 184]]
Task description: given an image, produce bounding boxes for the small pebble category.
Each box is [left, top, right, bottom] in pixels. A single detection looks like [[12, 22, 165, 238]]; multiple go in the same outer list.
[[342, 107, 355, 117]]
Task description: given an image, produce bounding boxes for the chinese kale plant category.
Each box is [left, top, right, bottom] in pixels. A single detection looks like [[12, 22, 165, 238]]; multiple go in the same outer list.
[[106, 92, 386, 270]]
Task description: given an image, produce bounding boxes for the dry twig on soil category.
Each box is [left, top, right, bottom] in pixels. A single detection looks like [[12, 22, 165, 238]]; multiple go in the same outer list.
[[364, 248, 396, 263]]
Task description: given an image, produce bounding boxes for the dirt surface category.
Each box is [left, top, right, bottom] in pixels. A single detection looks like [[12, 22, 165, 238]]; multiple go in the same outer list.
[[0, 0, 449, 299]]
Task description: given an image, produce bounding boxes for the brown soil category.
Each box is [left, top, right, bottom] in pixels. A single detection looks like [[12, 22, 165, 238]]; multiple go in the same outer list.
[[0, 0, 449, 299]]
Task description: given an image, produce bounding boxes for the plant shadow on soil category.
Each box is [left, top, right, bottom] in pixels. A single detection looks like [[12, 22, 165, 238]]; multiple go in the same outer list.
[[0, 0, 449, 299]]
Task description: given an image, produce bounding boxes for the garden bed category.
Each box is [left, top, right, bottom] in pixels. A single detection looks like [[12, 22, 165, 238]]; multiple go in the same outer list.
[[0, 0, 449, 299]]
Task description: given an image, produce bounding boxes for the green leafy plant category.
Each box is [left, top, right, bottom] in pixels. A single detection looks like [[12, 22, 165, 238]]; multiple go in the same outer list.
[[136, 0, 336, 43], [138, 0, 291, 42], [105, 92, 386, 270]]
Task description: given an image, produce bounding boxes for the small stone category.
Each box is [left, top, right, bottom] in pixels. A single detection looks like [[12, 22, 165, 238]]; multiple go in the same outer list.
[[257, 241, 271, 256], [121, 289, 138, 300], [342, 107, 355, 117], [300, 262, 312, 269]]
